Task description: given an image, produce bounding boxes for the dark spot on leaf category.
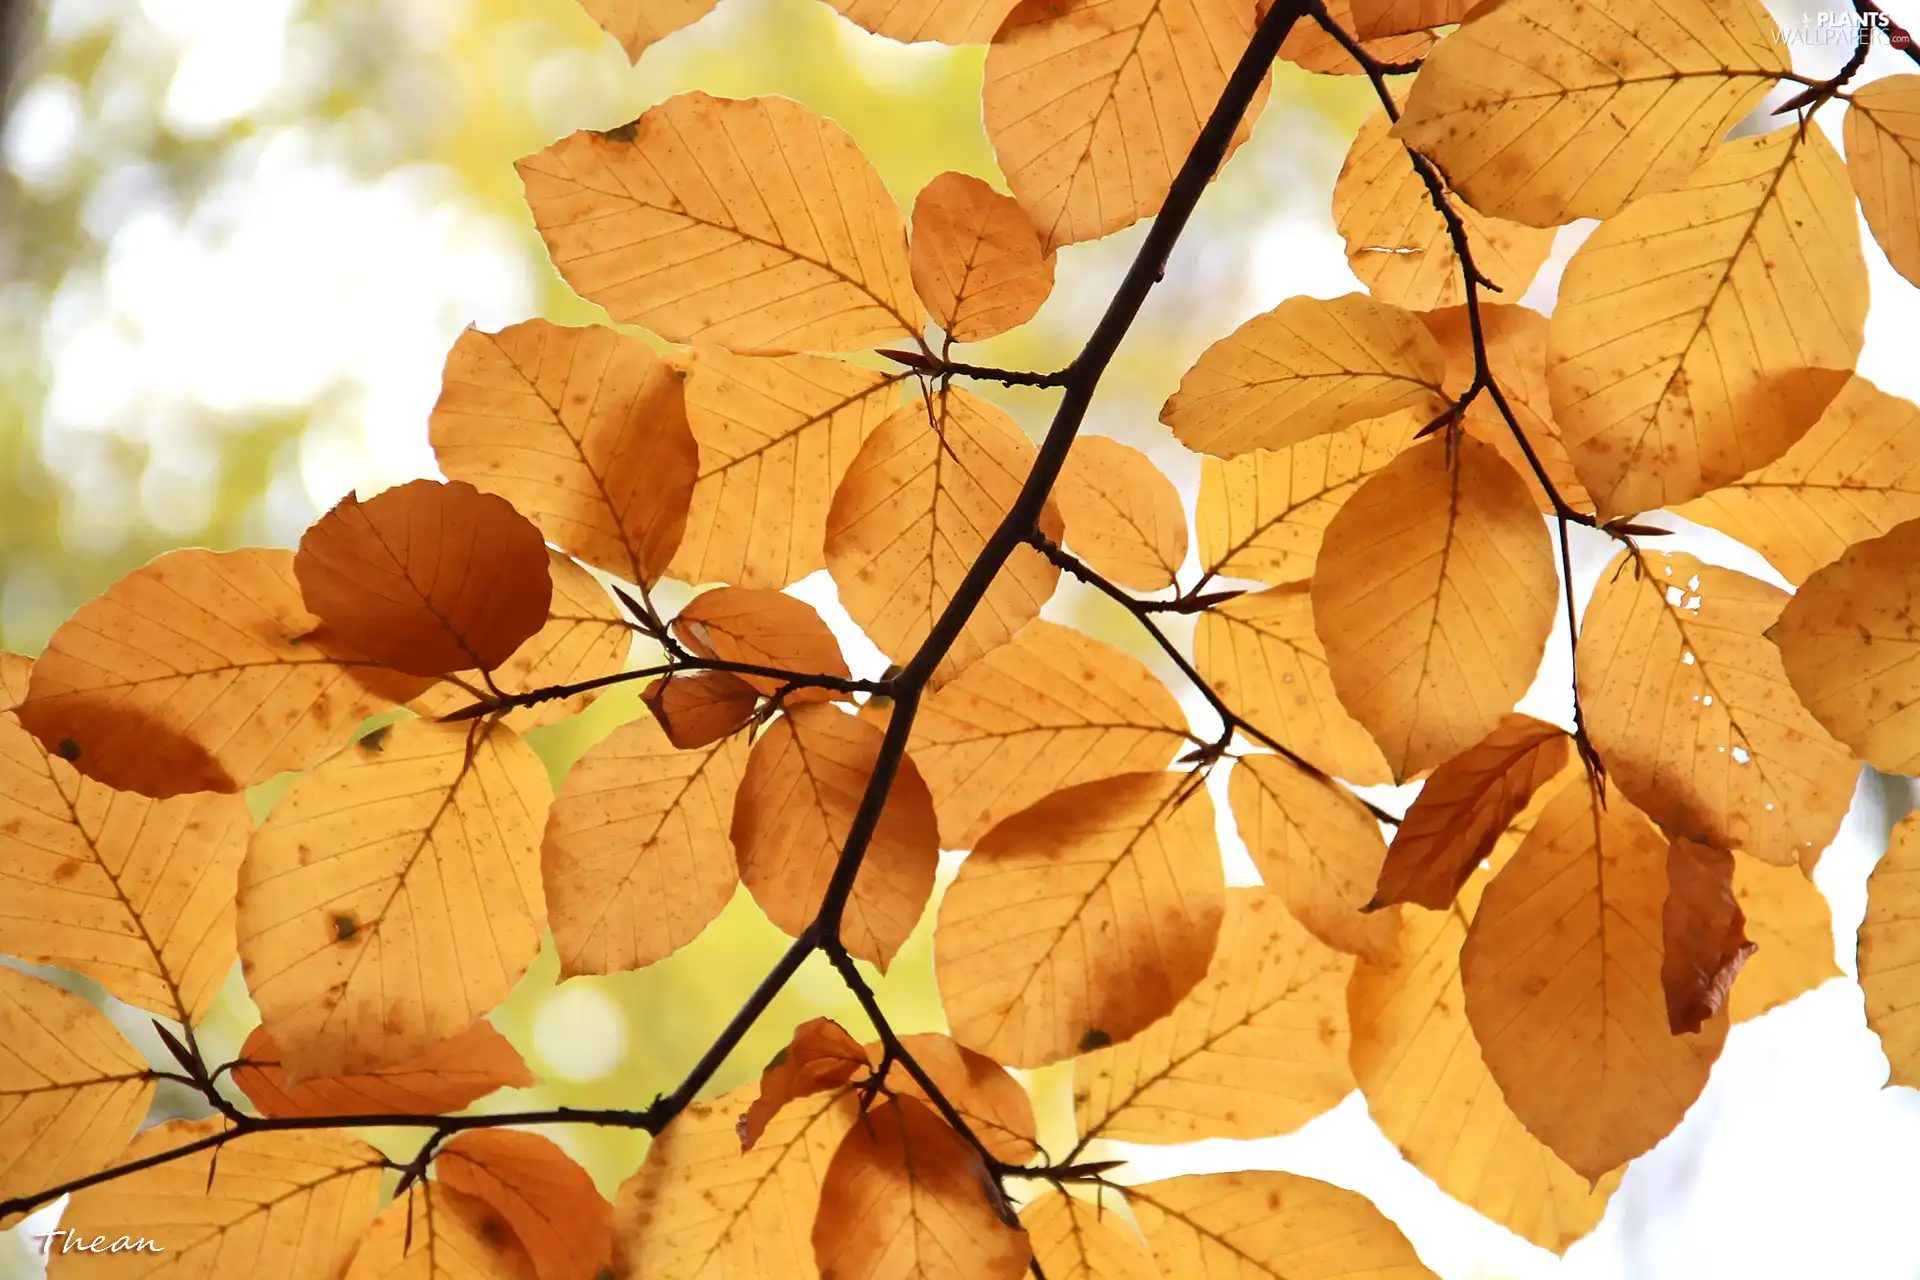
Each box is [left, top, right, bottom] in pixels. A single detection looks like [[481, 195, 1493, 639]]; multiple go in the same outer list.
[[332, 913, 359, 943], [599, 120, 639, 143], [1077, 1027, 1112, 1053], [358, 725, 390, 753], [55, 737, 81, 761]]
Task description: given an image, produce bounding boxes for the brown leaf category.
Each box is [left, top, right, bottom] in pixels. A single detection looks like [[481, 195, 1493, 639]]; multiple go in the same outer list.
[[518, 93, 920, 355], [541, 714, 747, 978], [1350, 0, 1470, 38], [437, 1131, 613, 1280], [909, 619, 1190, 847], [1313, 436, 1559, 781], [577, 0, 718, 59], [231, 1022, 533, 1119], [642, 671, 759, 749], [1370, 714, 1570, 912], [1861, 812, 1920, 1085], [1022, 1191, 1161, 1280], [14, 548, 424, 797], [878, 1032, 1040, 1164], [812, 1096, 1031, 1280], [1076, 888, 1352, 1144], [430, 321, 698, 587], [1277, 0, 1435, 73], [740, 1018, 869, 1152], [1663, 837, 1756, 1035], [1055, 436, 1189, 592], [672, 587, 850, 701], [732, 704, 939, 969], [1729, 855, 1840, 1023], [824, 0, 1022, 42], [237, 719, 553, 1078], [1845, 74, 1920, 289], [909, 171, 1054, 343], [936, 771, 1225, 1068], [344, 1182, 534, 1280], [296, 478, 553, 678]]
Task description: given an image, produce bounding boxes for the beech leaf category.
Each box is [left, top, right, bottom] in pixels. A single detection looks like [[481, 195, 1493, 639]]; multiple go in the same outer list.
[[437, 1131, 614, 1280], [1129, 1170, 1438, 1279], [344, 1182, 534, 1280], [1845, 75, 1920, 289], [672, 587, 851, 701], [740, 1018, 869, 1153], [874, 1032, 1040, 1164], [1859, 812, 1920, 1086], [825, 0, 1023, 42], [1054, 435, 1189, 592], [909, 171, 1055, 344], [1729, 856, 1840, 1023], [642, 671, 760, 750], [231, 1022, 533, 1119], [578, 0, 719, 59], [1663, 837, 1756, 1035], [1277, 0, 1435, 73], [1024, 1191, 1161, 1280]]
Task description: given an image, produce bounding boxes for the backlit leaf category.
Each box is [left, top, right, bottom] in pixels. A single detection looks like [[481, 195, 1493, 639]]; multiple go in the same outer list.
[[877, 1032, 1040, 1164], [1276, 0, 1435, 73], [343, 1182, 533, 1280], [1023, 1191, 1161, 1280], [1129, 1170, 1437, 1279], [437, 1131, 613, 1280], [1845, 74, 1920, 288], [1663, 836, 1755, 1035], [1728, 855, 1840, 1023], [740, 1018, 868, 1152], [824, 0, 1023, 43], [1054, 436, 1188, 592], [642, 671, 759, 750], [672, 587, 850, 701], [1350, 0, 1470, 39], [578, 0, 719, 59], [231, 1022, 533, 1119], [1859, 811, 1920, 1085], [0, 653, 29, 709], [909, 171, 1054, 343]]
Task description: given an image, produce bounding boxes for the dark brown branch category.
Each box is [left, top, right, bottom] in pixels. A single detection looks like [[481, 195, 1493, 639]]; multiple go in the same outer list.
[[437, 658, 888, 722], [878, 348, 1072, 388]]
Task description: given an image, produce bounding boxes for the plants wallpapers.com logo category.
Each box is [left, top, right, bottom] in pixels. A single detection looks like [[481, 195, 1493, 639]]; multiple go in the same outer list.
[[1779, 9, 1915, 46]]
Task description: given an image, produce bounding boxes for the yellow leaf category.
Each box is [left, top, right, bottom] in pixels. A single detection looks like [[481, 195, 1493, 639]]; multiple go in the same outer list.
[[518, 92, 920, 355], [1580, 549, 1859, 867], [1332, 102, 1554, 311], [1276, 0, 1435, 73], [825, 387, 1062, 683], [1546, 123, 1868, 520], [53, 1118, 383, 1280], [876, 1032, 1040, 1164], [825, 0, 1022, 42], [1162, 293, 1447, 458], [1228, 755, 1399, 961], [542, 714, 747, 978], [907, 619, 1190, 848], [1845, 74, 1920, 289], [14, 548, 423, 798], [1022, 1190, 1161, 1280], [430, 321, 698, 587], [237, 719, 553, 1078], [1393, 0, 1789, 226], [642, 671, 760, 750], [909, 171, 1055, 343], [1075, 888, 1353, 1143], [577, 0, 719, 59], [1728, 855, 1840, 1024], [1193, 583, 1392, 785], [1350, 0, 1470, 39], [231, 1022, 533, 1119], [1313, 436, 1559, 781], [1461, 776, 1726, 1180], [1769, 517, 1920, 775], [344, 1183, 533, 1280], [741, 1019, 871, 1153], [1129, 1170, 1437, 1279], [0, 652, 29, 709], [1054, 436, 1189, 592], [668, 350, 905, 591], [732, 704, 939, 970], [1859, 812, 1920, 1085], [1194, 410, 1418, 585], [0, 968, 153, 1225], [936, 771, 1225, 1068], [672, 587, 850, 702], [1674, 376, 1920, 585], [984, 0, 1270, 251], [437, 1131, 613, 1280]]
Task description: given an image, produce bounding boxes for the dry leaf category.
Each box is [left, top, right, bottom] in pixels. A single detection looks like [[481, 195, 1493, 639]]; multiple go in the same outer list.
[[642, 671, 759, 749], [1129, 1170, 1438, 1279], [518, 93, 920, 354], [437, 1131, 613, 1280], [1161, 293, 1448, 458], [542, 714, 748, 978], [732, 704, 939, 970], [825, 0, 1023, 42], [296, 478, 554, 678], [907, 619, 1189, 848], [1663, 837, 1756, 1035], [1845, 74, 1920, 288], [1277, 0, 1435, 73], [14, 548, 422, 797], [909, 171, 1055, 343], [936, 771, 1225, 1068], [1054, 436, 1188, 592], [231, 1022, 533, 1119], [1313, 436, 1558, 781], [344, 1182, 534, 1280], [672, 587, 851, 701], [1075, 888, 1353, 1143], [1546, 124, 1868, 519], [1859, 812, 1920, 1086], [1729, 856, 1840, 1023], [1023, 1191, 1161, 1280], [0, 653, 30, 710], [238, 719, 553, 1078], [1393, 0, 1789, 226], [1370, 714, 1570, 912], [1579, 549, 1859, 867], [740, 1018, 869, 1152], [877, 1032, 1040, 1164], [825, 387, 1061, 683], [1350, 0, 1470, 39], [430, 321, 698, 587], [578, 0, 719, 59], [1461, 777, 1727, 1179]]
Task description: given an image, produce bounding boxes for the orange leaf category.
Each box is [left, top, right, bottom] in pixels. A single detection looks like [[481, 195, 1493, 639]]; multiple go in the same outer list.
[[1277, 0, 1435, 73], [0, 652, 30, 710], [1022, 1191, 1161, 1280], [909, 171, 1054, 344], [1055, 436, 1189, 592], [824, 0, 1022, 42], [231, 1022, 533, 1119], [875, 1033, 1040, 1164], [1129, 1169, 1437, 1278], [578, 0, 719, 59], [740, 1018, 870, 1152], [344, 1182, 534, 1280], [673, 588, 850, 702], [1730, 855, 1840, 1023], [643, 671, 759, 750], [1662, 837, 1756, 1035], [1350, 0, 1470, 38], [438, 1131, 613, 1280]]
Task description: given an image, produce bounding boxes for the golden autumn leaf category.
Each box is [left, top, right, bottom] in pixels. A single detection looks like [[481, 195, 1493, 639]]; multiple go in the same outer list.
[[344, 1182, 534, 1280], [1728, 855, 1840, 1024], [0, 968, 154, 1223], [541, 713, 747, 978], [824, 0, 1022, 42], [1194, 583, 1392, 785], [1313, 436, 1558, 781], [1674, 376, 1920, 585], [1331, 101, 1554, 311], [1194, 409, 1419, 584], [53, 1118, 384, 1280], [875, 1032, 1040, 1164], [1845, 74, 1920, 288], [812, 1096, 1031, 1280], [0, 652, 29, 709], [0, 709, 247, 1020], [1161, 293, 1447, 458], [825, 387, 1062, 682], [1228, 754, 1398, 961], [518, 92, 920, 355], [984, 0, 1269, 250], [1663, 837, 1755, 1035], [1350, 0, 1470, 38], [14, 547, 422, 798], [1054, 435, 1188, 592], [1461, 776, 1727, 1180], [1129, 1170, 1438, 1279], [296, 478, 553, 679], [1075, 888, 1353, 1143], [907, 619, 1190, 848], [1022, 1191, 1161, 1280], [437, 1131, 614, 1280], [908, 171, 1055, 344], [668, 349, 904, 591], [1859, 812, 1920, 1086], [1546, 124, 1868, 520], [732, 704, 939, 970], [1579, 549, 1859, 867], [429, 321, 698, 588], [1275, 0, 1435, 73], [237, 719, 553, 1078], [672, 587, 850, 701], [740, 1018, 869, 1152], [936, 771, 1225, 1068], [578, 0, 719, 59], [231, 1022, 533, 1119], [1370, 714, 1569, 912], [1393, 0, 1789, 226], [642, 671, 759, 750]]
